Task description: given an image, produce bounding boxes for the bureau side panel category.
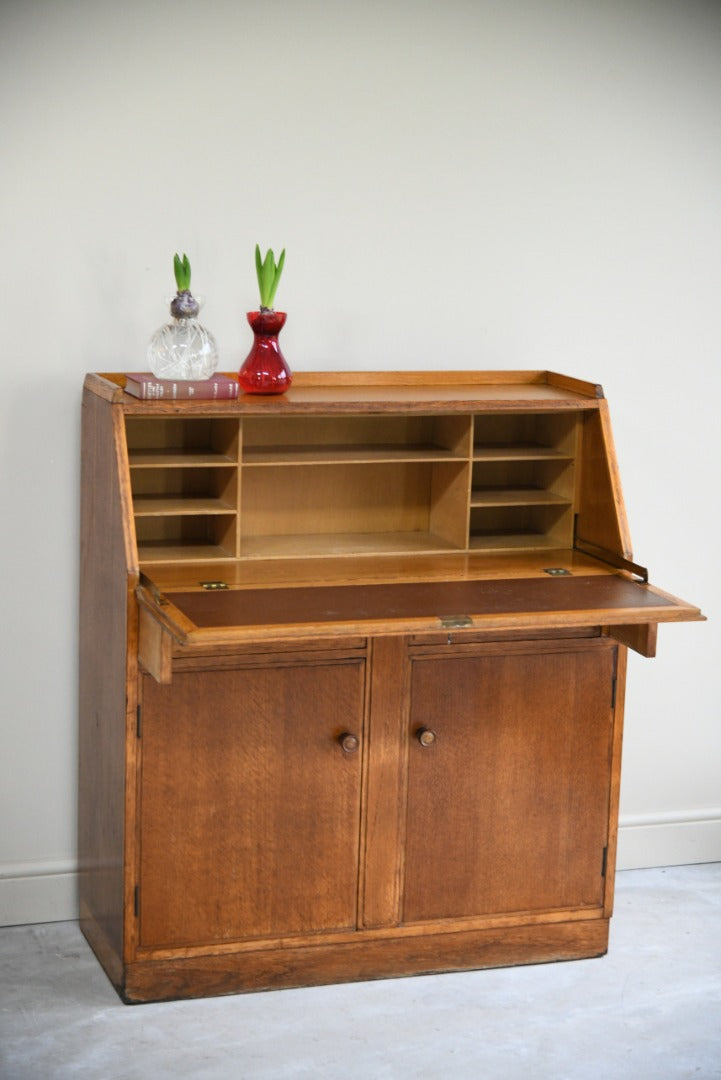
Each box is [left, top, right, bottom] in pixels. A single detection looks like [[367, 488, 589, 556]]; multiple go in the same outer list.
[[78, 389, 135, 984], [576, 403, 633, 558]]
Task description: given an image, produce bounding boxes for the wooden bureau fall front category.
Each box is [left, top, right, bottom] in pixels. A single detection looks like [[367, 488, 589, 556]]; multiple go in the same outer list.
[[78, 370, 703, 1003]]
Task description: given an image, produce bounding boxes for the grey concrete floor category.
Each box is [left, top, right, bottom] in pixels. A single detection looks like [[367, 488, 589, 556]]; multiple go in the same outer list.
[[1, 864, 720, 1080]]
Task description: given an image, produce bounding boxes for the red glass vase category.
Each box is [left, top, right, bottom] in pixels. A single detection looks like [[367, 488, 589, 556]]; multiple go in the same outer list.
[[238, 311, 292, 394]]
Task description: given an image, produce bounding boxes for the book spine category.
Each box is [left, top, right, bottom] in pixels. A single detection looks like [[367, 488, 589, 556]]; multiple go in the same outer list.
[[127, 379, 239, 400]]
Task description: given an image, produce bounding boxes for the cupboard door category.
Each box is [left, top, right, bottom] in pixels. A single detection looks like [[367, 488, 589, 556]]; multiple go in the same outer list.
[[403, 643, 616, 923], [138, 658, 365, 948]]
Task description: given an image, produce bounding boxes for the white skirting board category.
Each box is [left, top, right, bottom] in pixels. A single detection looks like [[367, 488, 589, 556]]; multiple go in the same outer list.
[[616, 809, 721, 871], [0, 860, 78, 928], [2, 817, 720, 926]]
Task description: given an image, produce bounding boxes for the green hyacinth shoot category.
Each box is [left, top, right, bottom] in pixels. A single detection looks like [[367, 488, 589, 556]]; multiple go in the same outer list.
[[173, 253, 191, 292], [255, 245, 285, 311]]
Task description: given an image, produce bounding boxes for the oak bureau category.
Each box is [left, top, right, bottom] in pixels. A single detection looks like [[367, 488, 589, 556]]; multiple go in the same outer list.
[[78, 370, 703, 1003]]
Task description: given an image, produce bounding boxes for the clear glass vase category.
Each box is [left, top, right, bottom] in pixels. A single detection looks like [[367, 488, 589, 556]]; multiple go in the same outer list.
[[147, 294, 218, 380]]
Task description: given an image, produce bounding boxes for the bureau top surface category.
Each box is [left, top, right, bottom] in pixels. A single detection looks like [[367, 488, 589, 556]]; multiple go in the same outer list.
[[87, 371, 604, 414]]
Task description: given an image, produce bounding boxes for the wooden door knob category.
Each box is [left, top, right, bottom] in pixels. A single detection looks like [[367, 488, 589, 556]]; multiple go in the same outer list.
[[338, 732, 360, 754], [416, 727, 437, 747]]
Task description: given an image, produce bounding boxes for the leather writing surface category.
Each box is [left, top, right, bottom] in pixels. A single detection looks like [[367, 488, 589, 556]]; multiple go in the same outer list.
[[169, 575, 674, 630]]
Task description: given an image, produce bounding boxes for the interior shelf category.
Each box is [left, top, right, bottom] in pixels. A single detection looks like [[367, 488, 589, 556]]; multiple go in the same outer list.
[[137, 542, 236, 563], [468, 531, 563, 551], [472, 444, 573, 462], [132, 497, 236, 516], [240, 531, 463, 560], [470, 488, 572, 508], [243, 443, 466, 465], [129, 450, 237, 468]]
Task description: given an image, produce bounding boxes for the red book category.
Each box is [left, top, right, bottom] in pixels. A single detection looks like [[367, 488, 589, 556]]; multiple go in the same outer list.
[[123, 373, 240, 400]]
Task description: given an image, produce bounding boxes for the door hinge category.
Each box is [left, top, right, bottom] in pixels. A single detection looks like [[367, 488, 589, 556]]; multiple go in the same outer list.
[[610, 675, 618, 709], [134, 884, 139, 917], [136, 704, 142, 738], [601, 846, 608, 878]]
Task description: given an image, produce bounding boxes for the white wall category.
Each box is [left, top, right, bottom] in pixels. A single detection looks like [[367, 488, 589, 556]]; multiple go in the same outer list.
[[1, 0, 719, 924]]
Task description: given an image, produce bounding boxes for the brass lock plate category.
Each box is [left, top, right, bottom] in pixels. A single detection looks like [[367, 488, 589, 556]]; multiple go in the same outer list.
[[439, 614, 473, 629]]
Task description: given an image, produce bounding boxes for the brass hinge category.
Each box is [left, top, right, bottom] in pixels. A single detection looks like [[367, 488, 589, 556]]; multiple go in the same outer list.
[[200, 580, 229, 590]]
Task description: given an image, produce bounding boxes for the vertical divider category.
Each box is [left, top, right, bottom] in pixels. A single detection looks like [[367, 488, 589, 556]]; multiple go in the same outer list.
[[428, 414, 473, 550], [359, 636, 411, 929], [467, 413, 478, 549], [236, 417, 243, 559]]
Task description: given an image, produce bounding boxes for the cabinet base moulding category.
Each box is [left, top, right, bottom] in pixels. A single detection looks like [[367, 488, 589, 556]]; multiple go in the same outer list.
[[120, 919, 610, 1004]]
